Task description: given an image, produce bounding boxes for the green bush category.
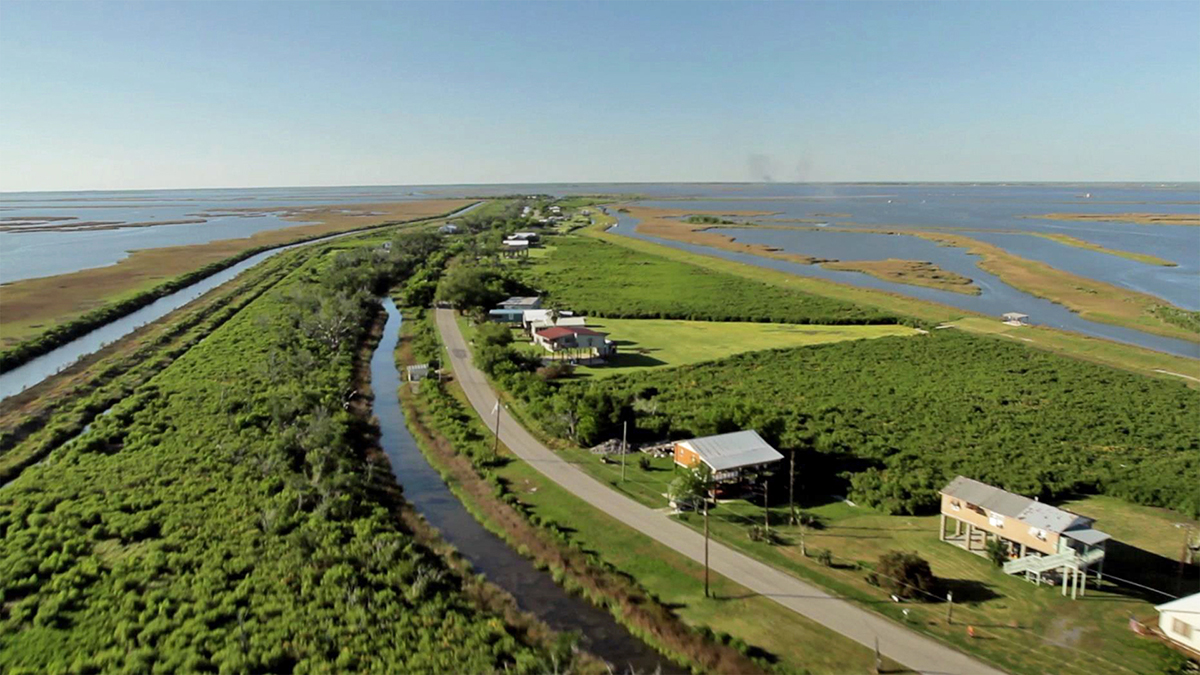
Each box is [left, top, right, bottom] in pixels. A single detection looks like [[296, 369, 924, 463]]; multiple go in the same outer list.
[[875, 551, 939, 600]]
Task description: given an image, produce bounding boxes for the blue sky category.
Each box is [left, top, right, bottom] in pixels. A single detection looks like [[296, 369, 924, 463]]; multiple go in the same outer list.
[[1, 1, 1197, 190]]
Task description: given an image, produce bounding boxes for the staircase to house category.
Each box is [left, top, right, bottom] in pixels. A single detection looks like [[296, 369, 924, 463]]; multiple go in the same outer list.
[[1002, 547, 1104, 576]]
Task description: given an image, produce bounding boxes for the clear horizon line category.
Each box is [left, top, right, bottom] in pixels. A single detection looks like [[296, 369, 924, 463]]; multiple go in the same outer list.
[[4, 179, 1199, 195]]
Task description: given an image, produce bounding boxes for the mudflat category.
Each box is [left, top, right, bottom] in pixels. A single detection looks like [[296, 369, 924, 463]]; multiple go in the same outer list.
[[821, 258, 980, 294], [0, 199, 471, 348], [1029, 212, 1200, 226], [626, 205, 981, 295], [912, 231, 1200, 342]]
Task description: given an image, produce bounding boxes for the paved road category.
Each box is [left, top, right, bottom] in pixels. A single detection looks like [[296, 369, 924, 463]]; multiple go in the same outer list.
[[436, 308, 1007, 675]]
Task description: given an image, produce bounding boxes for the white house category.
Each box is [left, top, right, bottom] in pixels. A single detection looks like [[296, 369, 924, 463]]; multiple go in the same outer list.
[[1156, 592, 1200, 658], [532, 326, 614, 358]]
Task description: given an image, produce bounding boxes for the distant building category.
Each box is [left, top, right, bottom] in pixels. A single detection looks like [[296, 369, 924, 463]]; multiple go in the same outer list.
[[510, 231, 540, 241], [523, 309, 585, 332], [534, 316, 586, 331], [939, 476, 1108, 599], [672, 430, 783, 483], [1002, 312, 1030, 326], [1156, 593, 1200, 659], [499, 296, 541, 311], [532, 326, 614, 358], [488, 308, 525, 324], [406, 363, 430, 382], [439, 224, 459, 234]]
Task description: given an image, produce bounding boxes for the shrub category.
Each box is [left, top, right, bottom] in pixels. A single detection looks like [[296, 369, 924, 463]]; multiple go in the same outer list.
[[985, 539, 1008, 567], [875, 550, 939, 600]]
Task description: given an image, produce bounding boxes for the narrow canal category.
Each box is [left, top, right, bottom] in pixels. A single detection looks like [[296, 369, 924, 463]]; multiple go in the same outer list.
[[370, 298, 672, 673], [0, 202, 483, 401]]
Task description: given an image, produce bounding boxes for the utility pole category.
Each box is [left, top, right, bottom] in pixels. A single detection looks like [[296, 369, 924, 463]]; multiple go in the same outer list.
[[621, 421, 627, 482], [492, 401, 501, 457], [703, 491, 710, 598], [789, 449, 797, 526], [764, 480, 770, 533]]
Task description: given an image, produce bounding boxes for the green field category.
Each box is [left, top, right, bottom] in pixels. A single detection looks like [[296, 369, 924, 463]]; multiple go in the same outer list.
[[517, 235, 902, 326], [575, 318, 919, 378]]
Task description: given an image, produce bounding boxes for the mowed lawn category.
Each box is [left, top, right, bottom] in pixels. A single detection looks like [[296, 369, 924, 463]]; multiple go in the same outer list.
[[575, 318, 918, 378]]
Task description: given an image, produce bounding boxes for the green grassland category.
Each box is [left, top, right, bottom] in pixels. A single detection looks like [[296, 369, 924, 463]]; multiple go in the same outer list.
[[0, 240, 558, 672], [1060, 494, 1200, 559], [516, 235, 904, 326], [568, 318, 917, 378]]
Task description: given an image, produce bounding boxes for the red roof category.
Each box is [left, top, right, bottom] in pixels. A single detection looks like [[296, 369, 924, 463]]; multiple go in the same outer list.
[[535, 326, 605, 340]]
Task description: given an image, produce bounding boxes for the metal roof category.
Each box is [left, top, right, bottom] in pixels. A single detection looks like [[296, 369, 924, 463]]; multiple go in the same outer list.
[[1061, 528, 1111, 546], [535, 326, 605, 340], [941, 476, 1105, 538], [679, 430, 783, 472], [1157, 592, 1200, 615], [1016, 501, 1083, 533], [499, 296, 540, 307], [941, 476, 1034, 518]]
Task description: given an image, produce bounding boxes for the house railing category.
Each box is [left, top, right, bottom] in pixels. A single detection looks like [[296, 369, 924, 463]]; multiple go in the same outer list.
[[1002, 547, 1104, 576]]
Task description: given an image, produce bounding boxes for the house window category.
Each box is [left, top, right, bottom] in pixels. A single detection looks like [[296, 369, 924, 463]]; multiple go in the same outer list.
[[950, 499, 962, 511], [1173, 618, 1194, 639], [1028, 526, 1047, 541], [988, 513, 1005, 528]]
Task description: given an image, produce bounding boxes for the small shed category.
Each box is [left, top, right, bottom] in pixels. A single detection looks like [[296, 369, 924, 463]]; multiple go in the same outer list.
[[673, 430, 783, 482], [406, 363, 430, 382], [1156, 593, 1200, 658], [1002, 312, 1030, 326]]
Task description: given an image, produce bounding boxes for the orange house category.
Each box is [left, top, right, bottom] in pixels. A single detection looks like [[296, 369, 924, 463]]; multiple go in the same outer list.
[[673, 429, 783, 482]]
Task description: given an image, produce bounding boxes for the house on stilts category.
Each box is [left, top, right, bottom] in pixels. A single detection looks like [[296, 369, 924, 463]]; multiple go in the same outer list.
[[938, 476, 1109, 599]]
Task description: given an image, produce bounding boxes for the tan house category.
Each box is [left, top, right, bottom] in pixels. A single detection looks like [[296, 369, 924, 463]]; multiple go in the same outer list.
[[673, 430, 783, 483], [939, 476, 1109, 598]]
